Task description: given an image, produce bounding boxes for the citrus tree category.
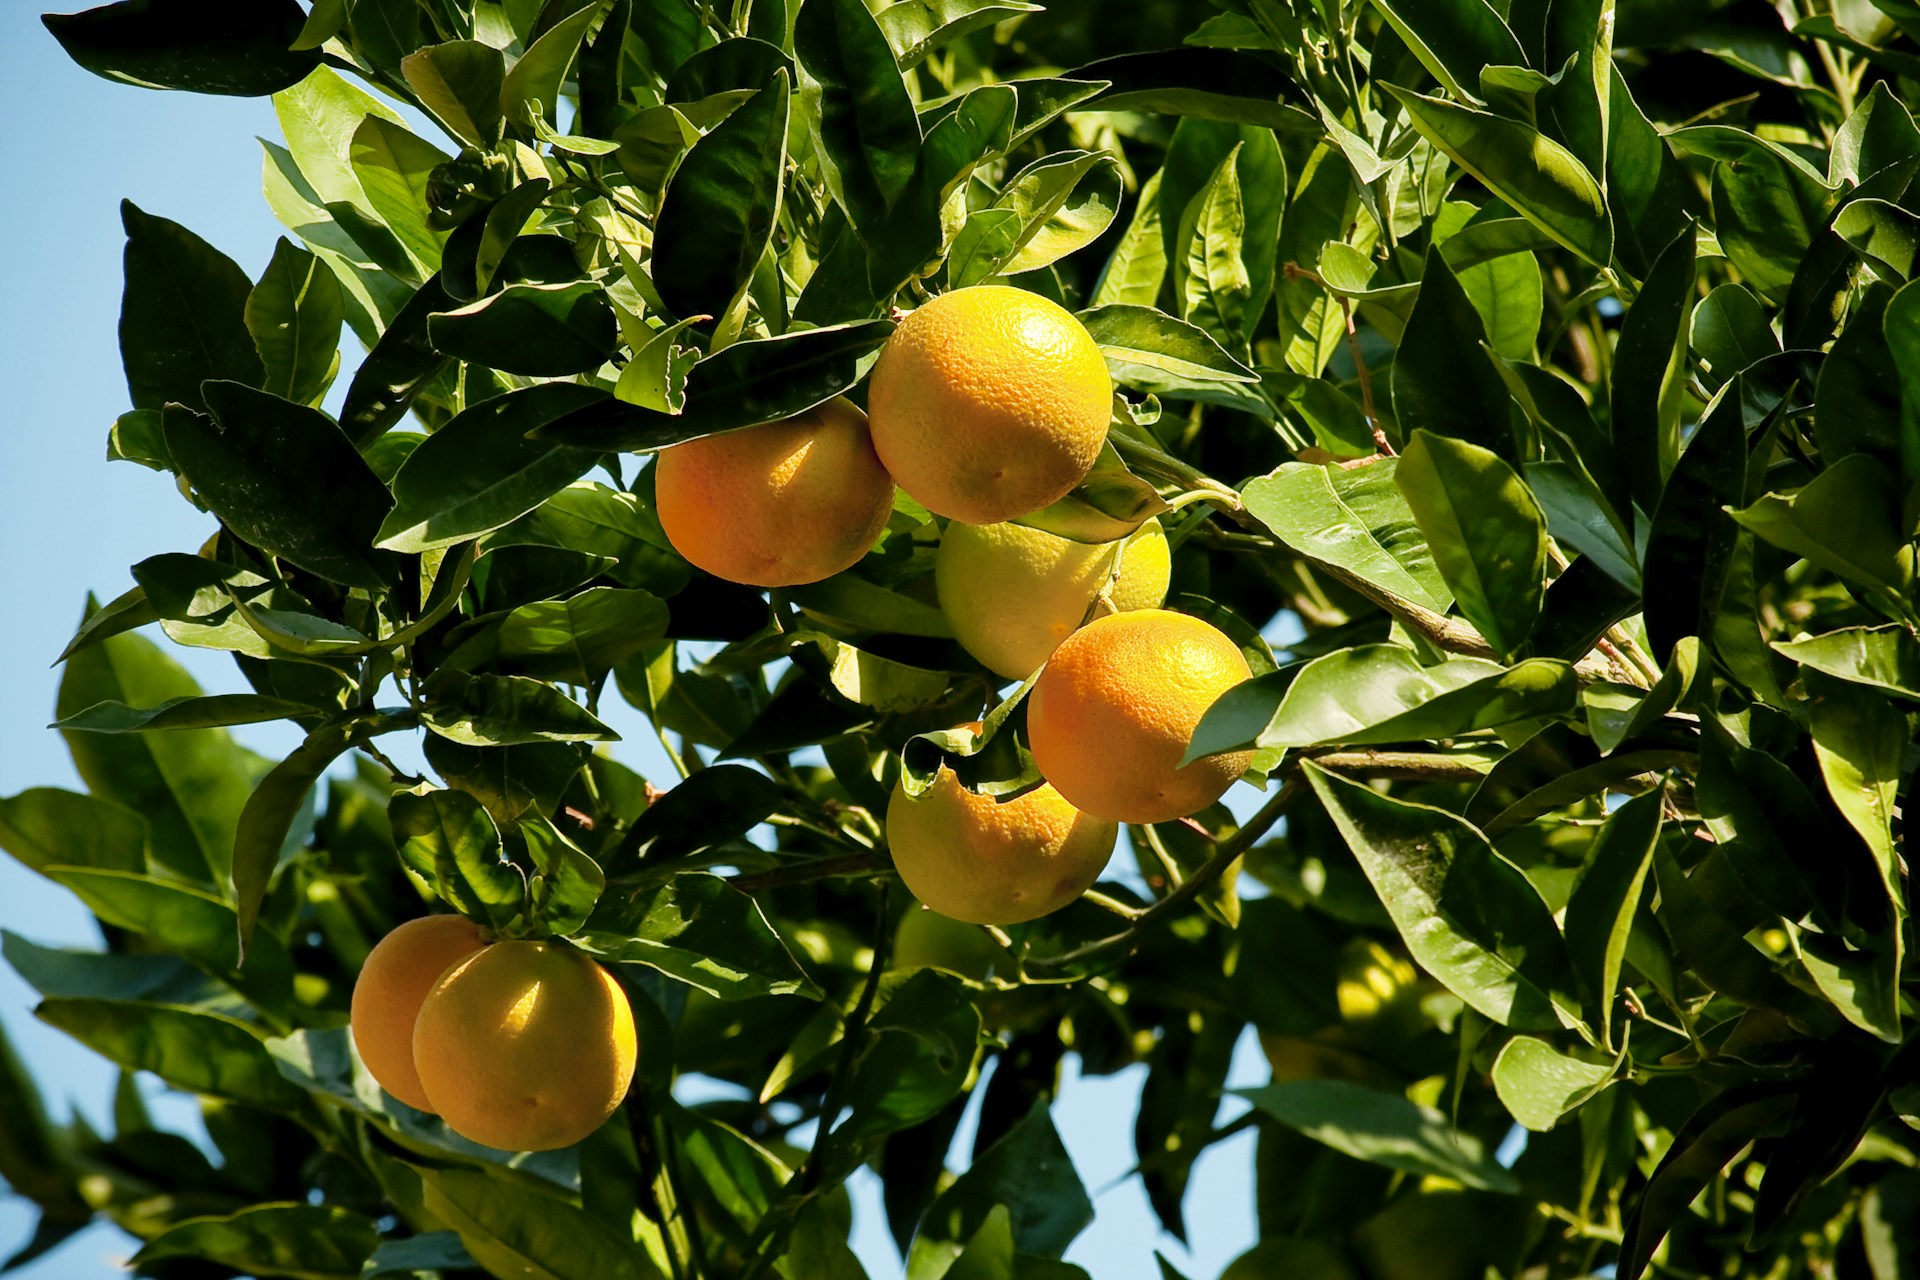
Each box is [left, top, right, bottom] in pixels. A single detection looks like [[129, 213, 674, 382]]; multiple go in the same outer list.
[[7, 0, 1920, 1277]]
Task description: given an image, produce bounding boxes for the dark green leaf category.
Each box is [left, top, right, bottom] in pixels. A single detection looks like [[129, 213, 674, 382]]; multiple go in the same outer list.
[[247, 238, 345, 408], [654, 71, 791, 322], [391, 787, 526, 930], [582, 874, 820, 999], [119, 200, 263, 413], [234, 717, 365, 960], [1070, 49, 1314, 132], [522, 817, 605, 937], [1390, 252, 1515, 459], [1563, 791, 1662, 1049], [1237, 1079, 1520, 1193], [413, 1160, 667, 1279], [1610, 227, 1696, 517], [1384, 84, 1613, 268], [338, 274, 455, 447], [1304, 761, 1579, 1031], [52, 694, 318, 734], [1691, 283, 1779, 389], [1808, 674, 1908, 916], [1728, 453, 1912, 603], [1651, 844, 1831, 1023], [350, 116, 450, 276], [878, 0, 1042, 68], [838, 968, 982, 1142], [1524, 461, 1639, 590], [165, 384, 393, 590], [132, 1203, 377, 1279], [35, 999, 306, 1110], [376, 382, 606, 552], [1371, 0, 1525, 101], [428, 282, 618, 377], [1641, 386, 1743, 663], [909, 1101, 1093, 1272], [422, 673, 618, 747], [499, 1, 601, 128], [1395, 431, 1546, 659], [794, 0, 923, 236], [663, 36, 795, 101], [624, 763, 782, 860], [44, 0, 318, 95], [535, 321, 894, 450], [56, 586, 157, 665], [451, 587, 671, 683]]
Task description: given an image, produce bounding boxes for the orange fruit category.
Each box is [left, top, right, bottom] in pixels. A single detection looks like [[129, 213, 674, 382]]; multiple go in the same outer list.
[[1027, 609, 1253, 823], [654, 396, 894, 587], [413, 940, 637, 1151], [936, 517, 1170, 679], [887, 740, 1117, 925], [866, 286, 1112, 524], [350, 914, 491, 1113]]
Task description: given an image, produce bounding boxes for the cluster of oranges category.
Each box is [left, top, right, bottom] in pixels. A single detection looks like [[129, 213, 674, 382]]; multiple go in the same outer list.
[[656, 284, 1255, 927], [349, 916, 636, 1152], [349, 285, 1252, 1150]]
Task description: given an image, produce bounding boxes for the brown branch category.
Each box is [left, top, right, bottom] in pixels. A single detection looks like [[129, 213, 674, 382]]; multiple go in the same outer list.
[[1283, 261, 1392, 455]]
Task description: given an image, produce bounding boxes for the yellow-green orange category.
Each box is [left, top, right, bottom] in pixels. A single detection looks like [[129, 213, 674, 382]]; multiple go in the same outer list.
[[654, 396, 894, 587], [348, 914, 489, 1113], [1028, 609, 1253, 824], [936, 517, 1170, 679], [413, 941, 636, 1151], [887, 753, 1117, 926], [892, 905, 1020, 982], [866, 286, 1111, 525]]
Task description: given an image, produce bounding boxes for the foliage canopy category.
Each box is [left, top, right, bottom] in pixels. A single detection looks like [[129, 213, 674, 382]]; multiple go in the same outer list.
[[9, 0, 1920, 1276]]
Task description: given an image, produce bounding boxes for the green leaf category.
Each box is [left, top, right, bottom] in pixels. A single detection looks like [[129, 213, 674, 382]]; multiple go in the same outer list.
[[1456, 250, 1542, 362], [1092, 169, 1168, 308], [1175, 145, 1252, 348], [234, 717, 365, 960], [878, 0, 1043, 68], [1835, 198, 1920, 281], [1583, 637, 1701, 755], [164, 384, 394, 590], [428, 282, 618, 377], [653, 70, 791, 323], [1395, 431, 1546, 659], [582, 874, 821, 999], [1686, 135, 1830, 302], [1077, 304, 1258, 396], [1523, 461, 1639, 591], [363, 1235, 479, 1278], [1244, 459, 1452, 614], [1304, 760, 1579, 1031], [4, 932, 213, 1006], [624, 763, 783, 861], [1617, 1087, 1797, 1280], [413, 1160, 668, 1280], [662, 36, 795, 101], [1563, 791, 1662, 1049], [119, 201, 263, 414], [0, 789, 145, 877], [273, 65, 406, 223], [499, 1, 603, 128], [1610, 228, 1696, 517], [376, 383, 606, 553], [1070, 49, 1314, 132], [788, 573, 955, 639], [452, 587, 671, 683], [1490, 1037, 1615, 1133], [35, 999, 306, 1110], [391, 787, 526, 930], [1774, 625, 1920, 697], [338, 275, 455, 447], [795, 0, 924, 236], [1237, 1079, 1520, 1193], [1728, 453, 1912, 602], [51, 694, 318, 734], [350, 116, 451, 276], [522, 817, 605, 937], [838, 968, 982, 1142], [1792, 927, 1902, 1043], [247, 238, 345, 407], [1640, 385, 1743, 663], [1651, 844, 1830, 1023], [535, 321, 895, 450], [57, 620, 260, 885], [1369, 0, 1525, 102], [1383, 84, 1613, 268], [43, 0, 318, 95], [990, 151, 1125, 279], [908, 1101, 1093, 1273], [1808, 675, 1908, 916], [1013, 441, 1170, 544], [423, 673, 618, 747], [132, 1204, 377, 1280], [401, 41, 506, 147], [1390, 252, 1515, 460]]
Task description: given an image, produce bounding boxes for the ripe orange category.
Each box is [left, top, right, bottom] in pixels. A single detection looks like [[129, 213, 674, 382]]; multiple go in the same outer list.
[[866, 286, 1112, 525], [349, 914, 490, 1113], [654, 396, 895, 587], [413, 940, 637, 1151], [887, 743, 1117, 925], [936, 517, 1170, 679], [1027, 609, 1253, 824]]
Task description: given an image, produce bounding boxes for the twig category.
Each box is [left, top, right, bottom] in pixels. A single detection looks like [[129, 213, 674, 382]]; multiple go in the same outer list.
[[1283, 261, 1393, 455], [1024, 777, 1301, 974]]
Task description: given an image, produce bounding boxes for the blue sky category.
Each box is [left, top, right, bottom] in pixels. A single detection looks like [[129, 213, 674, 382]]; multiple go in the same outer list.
[[0, 12, 1268, 1276]]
